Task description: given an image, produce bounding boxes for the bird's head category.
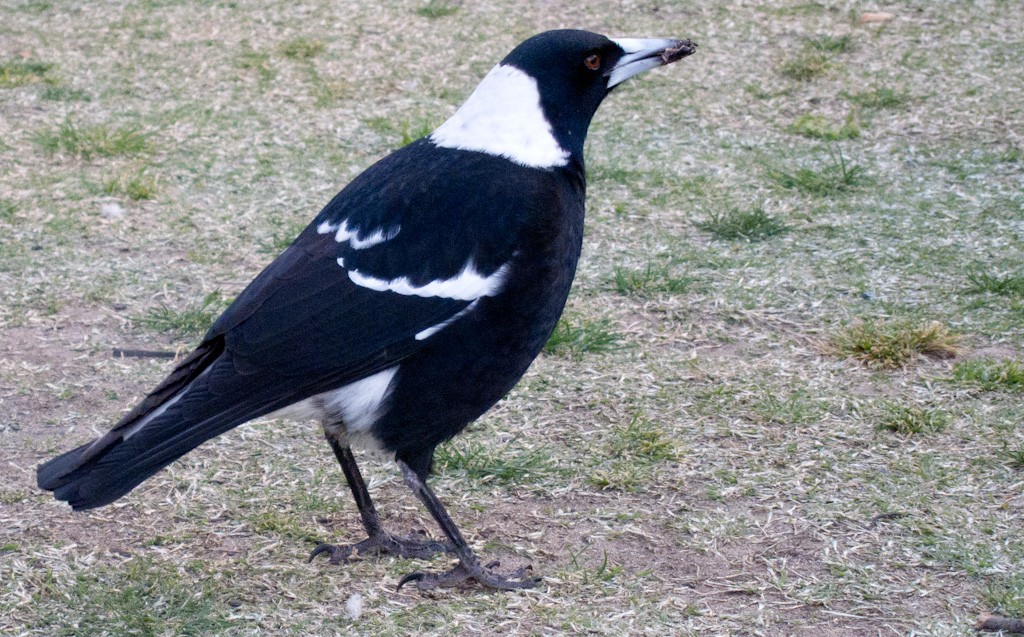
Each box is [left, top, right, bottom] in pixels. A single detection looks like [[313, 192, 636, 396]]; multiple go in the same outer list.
[[429, 29, 697, 169]]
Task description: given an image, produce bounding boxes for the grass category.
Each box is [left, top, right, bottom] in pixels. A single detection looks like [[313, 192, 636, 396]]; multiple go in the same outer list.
[[877, 402, 950, 435], [965, 268, 1024, 296], [612, 261, 694, 295], [982, 575, 1024, 618], [788, 113, 860, 141], [949, 358, 1024, 392], [34, 119, 151, 160], [543, 316, 624, 358], [278, 37, 325, 60], [415, 0, 460, 18], [33, 558, 230, 636], [434, 438, 562, 485], [40, 84, 91, 101], [695, 204, 788, 241], [587, 413, 678, 492], [778, 49, 833, 81], [134, 291, 227, 339], [99, 171, 159, 200], [830, 319, 960, 368], [767, 147, 868, 195], [0, 60, 53, 87], [844, 86, 911, 109], [0, 199, 15, 222], [805, 34, 852, 54], [236, 44, 275, 81]]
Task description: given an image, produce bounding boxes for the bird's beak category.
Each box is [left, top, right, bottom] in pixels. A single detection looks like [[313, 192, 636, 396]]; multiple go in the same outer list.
[[607, 38, 697, 88]]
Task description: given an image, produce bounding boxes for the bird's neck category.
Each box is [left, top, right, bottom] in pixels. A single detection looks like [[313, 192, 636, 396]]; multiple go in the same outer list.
[[429, 65, 576, 170]]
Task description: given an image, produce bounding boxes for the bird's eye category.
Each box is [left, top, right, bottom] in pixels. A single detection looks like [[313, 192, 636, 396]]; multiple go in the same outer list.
[[584, 54, 601, 70]]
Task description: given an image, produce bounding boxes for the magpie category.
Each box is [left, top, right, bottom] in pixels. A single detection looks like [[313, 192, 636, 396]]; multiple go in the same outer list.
[[37, 29, 696, 591]]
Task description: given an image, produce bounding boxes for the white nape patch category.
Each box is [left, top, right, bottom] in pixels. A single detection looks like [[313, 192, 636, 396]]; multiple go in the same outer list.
[[429, 65, 569, 168], [608, 38, 677, 88], [348, 260, 510, 301], [415, 298, 480, 341], [318, 220, 400, 249]]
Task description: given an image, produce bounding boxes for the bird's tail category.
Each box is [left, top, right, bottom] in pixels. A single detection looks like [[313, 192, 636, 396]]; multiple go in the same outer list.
[[36, 339, 278, 510]]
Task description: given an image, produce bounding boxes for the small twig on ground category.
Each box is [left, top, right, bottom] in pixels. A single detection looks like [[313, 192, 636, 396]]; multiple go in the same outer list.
[[977, 613, 1024, 634], [112, 348, 177, 359]]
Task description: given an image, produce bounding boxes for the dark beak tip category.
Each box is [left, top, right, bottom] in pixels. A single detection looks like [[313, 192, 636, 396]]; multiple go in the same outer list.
[[661, 39, 698, 64]]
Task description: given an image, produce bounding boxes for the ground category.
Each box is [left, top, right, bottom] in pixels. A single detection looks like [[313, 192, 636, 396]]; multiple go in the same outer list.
[[1, 0, 1023, 635]]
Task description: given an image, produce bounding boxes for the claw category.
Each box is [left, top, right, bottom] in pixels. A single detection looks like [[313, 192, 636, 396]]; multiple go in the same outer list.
[[397, 560, 541, 592], [397, 572, 425, 591], [308, 543, 342, 563]]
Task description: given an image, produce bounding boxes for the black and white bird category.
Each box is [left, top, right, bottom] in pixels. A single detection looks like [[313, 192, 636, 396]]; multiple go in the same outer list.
[[37, 29, 696, 590]]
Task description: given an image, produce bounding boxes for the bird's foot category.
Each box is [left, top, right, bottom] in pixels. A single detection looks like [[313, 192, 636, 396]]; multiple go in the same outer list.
[[308, 529, 454, 565], [397, 559, 541, 592]]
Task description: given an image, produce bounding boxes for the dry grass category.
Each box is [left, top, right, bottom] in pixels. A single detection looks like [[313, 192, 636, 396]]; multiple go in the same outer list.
[[830, 319, 961, 369], [2, 0, 1024, 635]]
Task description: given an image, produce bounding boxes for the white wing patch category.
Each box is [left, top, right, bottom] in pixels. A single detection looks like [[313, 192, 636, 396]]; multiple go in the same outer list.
[[348, 260, 511, 301], [318, 219, 400, 249], [415, 298, 480, 340], [429, 64, 569, 169]]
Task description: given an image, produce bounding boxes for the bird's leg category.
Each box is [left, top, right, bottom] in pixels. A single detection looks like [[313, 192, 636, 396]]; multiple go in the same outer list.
[[308, 435, 453, 564], [395, 459, 541, 591]]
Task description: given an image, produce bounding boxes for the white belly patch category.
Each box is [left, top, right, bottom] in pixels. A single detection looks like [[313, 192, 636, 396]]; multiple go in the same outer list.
[[269, 366, 399, 454]]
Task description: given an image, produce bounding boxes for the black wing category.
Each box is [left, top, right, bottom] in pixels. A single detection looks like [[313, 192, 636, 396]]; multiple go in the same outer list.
[[208, 139, 534, 390], [38, 139, 547, 509]]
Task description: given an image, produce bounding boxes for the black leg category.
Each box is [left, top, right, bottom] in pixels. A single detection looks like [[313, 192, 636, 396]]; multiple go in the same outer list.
[[308, 433, 453, 564], [329, 436, 384, 537], [395, 459, 541, 591]]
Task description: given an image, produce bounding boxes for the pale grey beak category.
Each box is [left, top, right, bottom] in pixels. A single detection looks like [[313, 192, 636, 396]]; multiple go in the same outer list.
[[607, 37, 697, 88]]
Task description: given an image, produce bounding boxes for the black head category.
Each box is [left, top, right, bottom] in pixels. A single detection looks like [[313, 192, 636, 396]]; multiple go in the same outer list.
[[500, 29, 696, 159]]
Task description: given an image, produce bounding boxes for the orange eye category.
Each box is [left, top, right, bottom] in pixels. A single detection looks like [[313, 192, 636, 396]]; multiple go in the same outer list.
[[584, 54, 601, 70]]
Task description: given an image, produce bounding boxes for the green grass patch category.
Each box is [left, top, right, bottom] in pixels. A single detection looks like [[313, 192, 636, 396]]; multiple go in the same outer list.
[[100, 171, 159, 200], [544, 316, 624, 358], [949, 358, 1024, 392], [982, 574, 1024, 618], [1003, 445, 1024, 470], [788, 113, 860, 141], [0, 60, 53, 87], [416, 0, 460, 18], [753, 388, 820, 426], [767, 147, 867, 195], [696, 204, 788, 241], [778, 49, 832, 81], [247, 510, 321, 543], [588, 413, 678, 492], [612, 261, 695, 295], [845, 86, 911, 109], [34, 558, 229, 636], [278, 37, 325, 60], [0, 198, 15, 222], [878, 402, 950, 435], [135, 291, 227, 339], [965, 268, 1024, 296], [830, 319, 960, 368], [435, 439, 562, 485], [40, 84, 91, 101], [236, 44, 275, 81], [806, 34, 852, 53], [35, 119, 151, 160]]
